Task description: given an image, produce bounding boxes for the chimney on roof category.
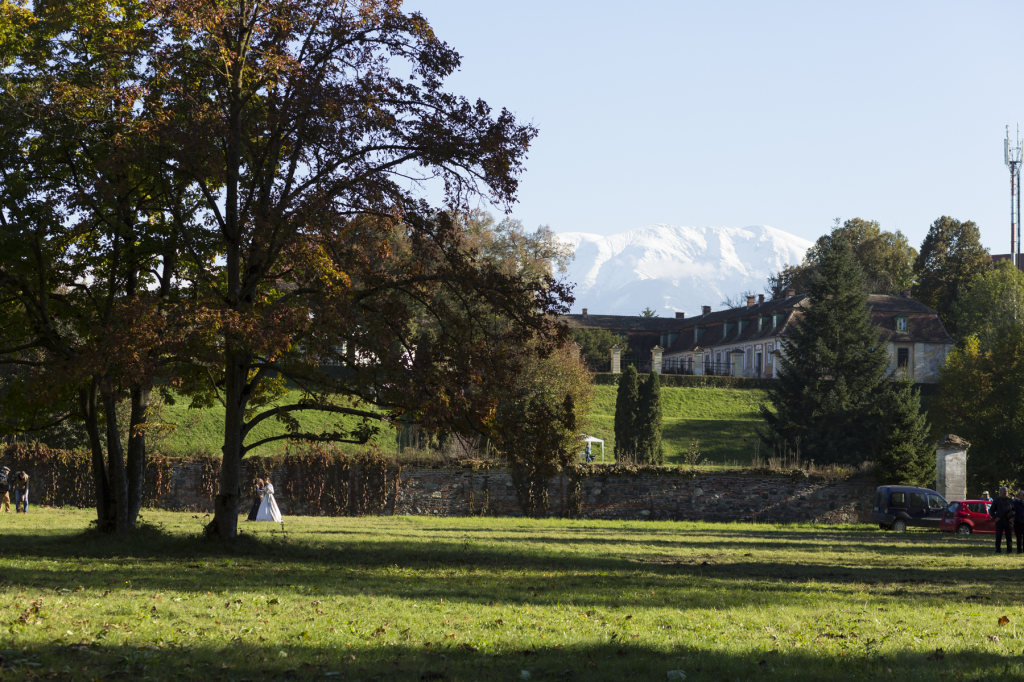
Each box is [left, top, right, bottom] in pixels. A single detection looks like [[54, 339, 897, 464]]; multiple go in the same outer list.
[[757, 294, 764, 305], [701, 305, 711, 316], [786, 288, 796, 298], [675, 311, 685, 319], [903, 289, 911, 298], [581, 308, 588, 317], [746, 295, 756, 307]]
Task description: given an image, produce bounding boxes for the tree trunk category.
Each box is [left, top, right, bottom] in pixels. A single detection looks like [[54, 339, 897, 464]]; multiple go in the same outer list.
[[126, 385, 150, 526], [81, 383, 114, 532], [103, 394, 130, 535], [208, 350, 248, 539]]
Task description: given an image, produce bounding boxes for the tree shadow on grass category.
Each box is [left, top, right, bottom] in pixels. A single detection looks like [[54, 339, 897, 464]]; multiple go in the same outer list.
[[1, 524, 1021, 610], [4, 638, 1020, 681]]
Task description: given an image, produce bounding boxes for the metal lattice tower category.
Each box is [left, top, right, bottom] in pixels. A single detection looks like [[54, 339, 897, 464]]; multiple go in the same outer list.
[[1006, 125, 1022, 267]]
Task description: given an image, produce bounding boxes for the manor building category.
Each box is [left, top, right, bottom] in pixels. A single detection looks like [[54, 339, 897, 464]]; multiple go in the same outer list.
[[564, 291, 954, 383]]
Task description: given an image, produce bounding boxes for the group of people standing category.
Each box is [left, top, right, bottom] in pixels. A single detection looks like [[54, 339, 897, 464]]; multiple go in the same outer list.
[[246, 478, 282, 523], [984, 487, 1024, 554], [0, 467, 29, 513]]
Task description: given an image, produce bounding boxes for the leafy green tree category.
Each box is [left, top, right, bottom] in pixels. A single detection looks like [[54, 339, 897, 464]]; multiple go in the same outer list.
[[874, 378, 935, 486], [614, 365, 640, 460], [636, 371, 663, 464], [571, 327, 620, 371], [144, 0, 564, 539], [761, 230, 891, 464], [767, 218, 916, 298], [953, 260, 1024, 351], [491, 340, 593, 517], [913, 216, 991, 336], [0, 0, 189, 533], [460, 209, 573, 280], [935, 331, 1024, 492]]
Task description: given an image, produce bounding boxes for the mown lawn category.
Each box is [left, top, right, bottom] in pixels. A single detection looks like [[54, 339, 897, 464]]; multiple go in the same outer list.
[[588, 386, 767, 465], [154, 392, 397, 458], [0, 509, 1020, 681], [153, 386, 769, 465]]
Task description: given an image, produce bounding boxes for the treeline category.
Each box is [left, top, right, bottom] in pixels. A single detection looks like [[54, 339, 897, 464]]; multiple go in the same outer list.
[[0, 2, 588, 535], [770, 216, 989, 337]]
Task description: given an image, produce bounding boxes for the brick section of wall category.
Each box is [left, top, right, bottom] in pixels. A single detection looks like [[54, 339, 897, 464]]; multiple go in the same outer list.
[[393, 469, 876, 524]]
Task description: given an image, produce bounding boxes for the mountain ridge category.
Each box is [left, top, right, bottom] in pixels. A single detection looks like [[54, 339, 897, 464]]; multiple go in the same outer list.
[[555, 224, 813, 316]]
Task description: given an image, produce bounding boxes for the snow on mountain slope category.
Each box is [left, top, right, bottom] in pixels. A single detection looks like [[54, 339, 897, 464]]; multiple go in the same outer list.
[[555, 224, 813, 316]]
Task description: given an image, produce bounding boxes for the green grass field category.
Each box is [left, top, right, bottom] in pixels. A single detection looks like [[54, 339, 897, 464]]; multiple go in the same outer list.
[[153, 392, 398, 458], [0, 510, 1020, 681], [153, 386, 770, 465], [587, 386, 766, 465]]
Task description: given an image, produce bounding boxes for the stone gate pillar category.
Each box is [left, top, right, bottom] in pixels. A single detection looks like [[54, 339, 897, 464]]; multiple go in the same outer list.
[[935, 434, 969, 502], [611, 345, 622, 374], [651, 345, 663, 374]]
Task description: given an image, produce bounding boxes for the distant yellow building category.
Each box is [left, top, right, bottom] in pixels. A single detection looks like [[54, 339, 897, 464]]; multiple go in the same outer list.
[[565, 291, 954, 383]]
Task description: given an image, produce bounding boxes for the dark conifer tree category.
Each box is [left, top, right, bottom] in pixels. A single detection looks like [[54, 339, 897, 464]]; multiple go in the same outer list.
[[614, 365, 640, 460], [760, 231, 891, 464], [875, 378, 935, 485], [637, 371, 664, 464]]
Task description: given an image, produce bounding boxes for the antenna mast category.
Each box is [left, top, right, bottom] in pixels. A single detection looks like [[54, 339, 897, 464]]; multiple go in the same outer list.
[[1005, 124, 1022, 267]]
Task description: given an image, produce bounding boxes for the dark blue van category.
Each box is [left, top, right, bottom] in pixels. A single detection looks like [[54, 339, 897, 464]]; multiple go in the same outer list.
[[872, 486, 948, 532]]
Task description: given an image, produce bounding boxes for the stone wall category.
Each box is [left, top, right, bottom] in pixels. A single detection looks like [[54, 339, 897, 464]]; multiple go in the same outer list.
[[394, 468, 875, 524], [13, 448, 876, 524]]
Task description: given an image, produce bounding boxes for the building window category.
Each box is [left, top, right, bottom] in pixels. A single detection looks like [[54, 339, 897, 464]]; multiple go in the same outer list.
[[897, 347, 909, 367], [895, 316, 908, 332], [766, 343, 773, 364]]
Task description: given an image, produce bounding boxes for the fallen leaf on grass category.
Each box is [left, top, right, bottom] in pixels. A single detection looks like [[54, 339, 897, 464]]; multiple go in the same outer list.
[[989, 635, 1001, 642], [999, 616, 1010, 626]]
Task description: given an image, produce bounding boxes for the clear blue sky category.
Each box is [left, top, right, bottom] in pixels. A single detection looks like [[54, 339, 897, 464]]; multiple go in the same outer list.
[[405, 0, 1024, 253]]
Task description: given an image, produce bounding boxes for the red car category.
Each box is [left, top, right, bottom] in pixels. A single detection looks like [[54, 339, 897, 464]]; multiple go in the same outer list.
[[939, 500, 996, 535]]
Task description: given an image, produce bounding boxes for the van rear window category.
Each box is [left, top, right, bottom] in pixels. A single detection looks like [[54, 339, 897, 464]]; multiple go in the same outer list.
[[910, 493, 926, 508], [890, 492, 906, 507]]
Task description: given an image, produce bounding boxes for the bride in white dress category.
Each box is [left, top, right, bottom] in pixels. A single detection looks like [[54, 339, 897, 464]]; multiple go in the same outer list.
[[255, 479, 283, 522]]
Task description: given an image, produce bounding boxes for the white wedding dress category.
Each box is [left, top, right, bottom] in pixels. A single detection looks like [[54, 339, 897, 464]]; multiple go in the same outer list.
[[255, 483, 282, 522]]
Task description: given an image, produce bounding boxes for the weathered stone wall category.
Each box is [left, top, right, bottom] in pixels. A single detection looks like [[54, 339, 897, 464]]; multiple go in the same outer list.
[[21, 454, 875, 524], [394, 469, 875, 524]]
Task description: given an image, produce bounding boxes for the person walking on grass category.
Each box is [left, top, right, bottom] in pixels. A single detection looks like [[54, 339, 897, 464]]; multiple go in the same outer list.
[[11, 471, 29, 513], [1013, 491, 1024, 555], [247, 478, 264, 522], [0, 467, 10, 513], [990, 486, 1015, 554]]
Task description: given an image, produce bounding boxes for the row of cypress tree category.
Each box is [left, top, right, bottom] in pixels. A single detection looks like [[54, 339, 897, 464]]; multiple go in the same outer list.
[[613, 366, 664, 464], [761, 228, 935, 485]]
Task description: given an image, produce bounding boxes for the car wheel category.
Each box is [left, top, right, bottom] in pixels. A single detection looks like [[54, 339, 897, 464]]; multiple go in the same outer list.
[[891, 519, 907, 532], [956, 524, 973, 535]]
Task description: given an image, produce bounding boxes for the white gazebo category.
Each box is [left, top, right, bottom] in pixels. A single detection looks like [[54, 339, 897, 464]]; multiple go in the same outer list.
[[580, 435, 605, 463]]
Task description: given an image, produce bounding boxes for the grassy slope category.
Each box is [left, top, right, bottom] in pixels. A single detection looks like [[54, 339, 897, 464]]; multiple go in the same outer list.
[[1, 509, 1021, 681], [153, 392, 397, 458], [587, 386, 766, 465], [154, 386, 768, 464]]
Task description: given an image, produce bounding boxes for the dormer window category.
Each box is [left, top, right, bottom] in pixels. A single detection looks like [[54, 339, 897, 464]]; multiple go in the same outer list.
[[895, 315, 909, 333]]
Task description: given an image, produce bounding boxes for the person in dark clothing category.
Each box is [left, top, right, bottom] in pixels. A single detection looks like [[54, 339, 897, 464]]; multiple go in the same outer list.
[[1014, 491, 1024, 555], [10, 471, 28, 513], [246, 479, 264, 521], [990, 486, 1016, 553]]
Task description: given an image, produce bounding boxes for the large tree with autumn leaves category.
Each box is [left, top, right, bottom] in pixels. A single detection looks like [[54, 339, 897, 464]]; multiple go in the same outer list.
[[0, 0, 577, 538]]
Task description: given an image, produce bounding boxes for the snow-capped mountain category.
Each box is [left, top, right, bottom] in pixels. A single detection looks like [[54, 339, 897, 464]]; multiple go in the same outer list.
[[555, 224, 813, 316]]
